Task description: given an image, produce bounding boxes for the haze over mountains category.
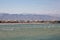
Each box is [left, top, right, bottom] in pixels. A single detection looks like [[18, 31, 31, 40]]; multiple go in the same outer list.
[[0, 13, 60, 21]]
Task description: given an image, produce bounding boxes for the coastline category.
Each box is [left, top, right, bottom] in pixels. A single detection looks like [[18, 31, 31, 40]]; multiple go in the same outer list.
[[0, 23, 46, 25]]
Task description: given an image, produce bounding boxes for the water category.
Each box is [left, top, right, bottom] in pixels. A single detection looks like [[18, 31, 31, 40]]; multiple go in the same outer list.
[[0, 24, 60, 40]]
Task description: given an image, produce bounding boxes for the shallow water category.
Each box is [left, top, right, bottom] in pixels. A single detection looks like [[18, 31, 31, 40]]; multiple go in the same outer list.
[[0, 24, 60, 40]]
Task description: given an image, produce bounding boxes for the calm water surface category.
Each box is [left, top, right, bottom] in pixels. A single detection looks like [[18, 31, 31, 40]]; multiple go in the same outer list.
[[0, 24, 60, 40]]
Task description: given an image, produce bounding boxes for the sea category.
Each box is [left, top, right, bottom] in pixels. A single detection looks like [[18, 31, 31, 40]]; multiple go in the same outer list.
[[0, 23, 60, 40]]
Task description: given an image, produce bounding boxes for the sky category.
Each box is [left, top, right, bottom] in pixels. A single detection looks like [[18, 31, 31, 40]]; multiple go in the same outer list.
[[0, 0, 60, 14]]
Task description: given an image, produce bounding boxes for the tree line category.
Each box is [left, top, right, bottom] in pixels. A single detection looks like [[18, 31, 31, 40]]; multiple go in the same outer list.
[[0, 20, 60, 23]]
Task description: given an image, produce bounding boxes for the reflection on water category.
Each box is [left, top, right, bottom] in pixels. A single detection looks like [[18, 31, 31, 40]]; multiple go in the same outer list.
[[0, 24, 60, 40]]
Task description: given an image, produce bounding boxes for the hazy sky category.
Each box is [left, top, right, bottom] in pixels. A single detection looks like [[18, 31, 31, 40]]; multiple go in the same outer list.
[[0, 0, 60, 14]]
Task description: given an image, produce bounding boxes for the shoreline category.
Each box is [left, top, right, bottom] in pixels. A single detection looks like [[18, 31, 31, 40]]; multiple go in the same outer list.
[[0, 22, 59, 25], [0, 23, 49, 25]]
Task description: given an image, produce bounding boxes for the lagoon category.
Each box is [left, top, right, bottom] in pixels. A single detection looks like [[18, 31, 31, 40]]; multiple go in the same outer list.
[[0, 24, 60, 40]]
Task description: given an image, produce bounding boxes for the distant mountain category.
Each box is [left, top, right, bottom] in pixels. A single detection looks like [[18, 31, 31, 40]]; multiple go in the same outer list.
[[0, 13, 60, 21], [49, 14, 60, 21]]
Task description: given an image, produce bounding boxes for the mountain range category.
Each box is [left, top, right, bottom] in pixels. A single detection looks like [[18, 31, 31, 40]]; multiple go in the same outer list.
[[0, 13, 60, 21]]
